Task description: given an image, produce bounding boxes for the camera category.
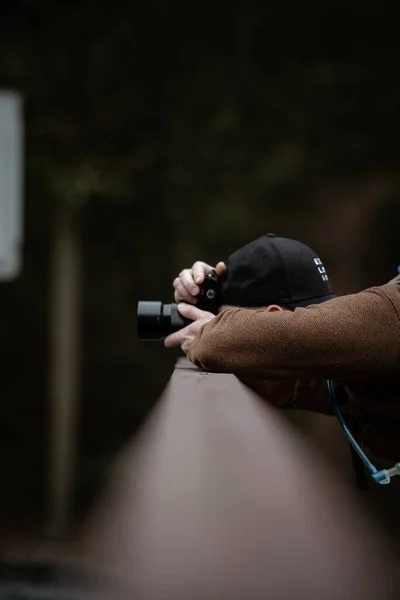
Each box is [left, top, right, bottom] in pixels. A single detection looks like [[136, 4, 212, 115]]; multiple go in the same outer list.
[[137, 271, 219, 341]]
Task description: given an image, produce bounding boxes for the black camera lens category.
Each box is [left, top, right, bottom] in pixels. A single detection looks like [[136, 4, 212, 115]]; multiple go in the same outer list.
[[137, 301, 189, 341], [137, 270, 220, 342]]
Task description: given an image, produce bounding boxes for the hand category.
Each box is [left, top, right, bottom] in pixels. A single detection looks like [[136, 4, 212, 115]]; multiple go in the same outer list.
[[164, 303, 216, 354], [173, 261, 226, 304]]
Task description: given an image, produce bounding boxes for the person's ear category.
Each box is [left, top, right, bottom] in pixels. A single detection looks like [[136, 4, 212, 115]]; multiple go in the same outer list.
[[266, 304, 284, 313]]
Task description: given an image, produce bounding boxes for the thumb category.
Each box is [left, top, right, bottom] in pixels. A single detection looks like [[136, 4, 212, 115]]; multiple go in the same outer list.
[[178, 303, 206, 321], [215, 261, 227, 276]]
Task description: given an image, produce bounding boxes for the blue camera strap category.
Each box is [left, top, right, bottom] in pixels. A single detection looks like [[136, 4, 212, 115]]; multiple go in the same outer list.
[[327, 267, 400, 485]]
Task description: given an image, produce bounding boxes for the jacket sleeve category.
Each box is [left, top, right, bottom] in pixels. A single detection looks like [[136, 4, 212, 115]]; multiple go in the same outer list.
[[187, 286, 400, 382]]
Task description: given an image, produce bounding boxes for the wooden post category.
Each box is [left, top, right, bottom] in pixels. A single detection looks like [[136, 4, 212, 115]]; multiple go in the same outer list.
[[47, 206, 81, 538], [81, 359, 397, 600]]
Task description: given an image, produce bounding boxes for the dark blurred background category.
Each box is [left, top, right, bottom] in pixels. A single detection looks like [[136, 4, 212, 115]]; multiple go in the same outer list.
[[0, 0, 399, 546]]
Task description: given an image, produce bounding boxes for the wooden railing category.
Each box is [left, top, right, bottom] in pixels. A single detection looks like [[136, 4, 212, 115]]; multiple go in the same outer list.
[[80, 358, 397, 599]]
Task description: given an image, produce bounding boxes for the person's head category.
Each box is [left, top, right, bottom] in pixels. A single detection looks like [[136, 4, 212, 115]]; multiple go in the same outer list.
[[217, 234, 335, 313]]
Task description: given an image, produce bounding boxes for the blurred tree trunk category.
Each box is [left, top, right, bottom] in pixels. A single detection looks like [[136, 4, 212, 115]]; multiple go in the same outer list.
[[47, 204, 81, 538]]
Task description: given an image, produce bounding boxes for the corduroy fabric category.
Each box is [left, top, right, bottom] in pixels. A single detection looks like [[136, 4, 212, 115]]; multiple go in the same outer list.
[[188, 285, 400, 459]]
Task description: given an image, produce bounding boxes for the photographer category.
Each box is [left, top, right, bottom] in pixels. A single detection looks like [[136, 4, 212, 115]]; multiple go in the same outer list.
[[165, 234, 400, 466], [166, 234, 336, 415]]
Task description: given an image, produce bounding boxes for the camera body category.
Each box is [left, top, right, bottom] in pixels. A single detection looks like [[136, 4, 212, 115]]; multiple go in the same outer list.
[[195, 270, 219, 313], [137, 271, 219, 341]]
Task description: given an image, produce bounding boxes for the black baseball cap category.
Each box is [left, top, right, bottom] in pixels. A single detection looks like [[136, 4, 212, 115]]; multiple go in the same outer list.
[[218, 234, 335, 309]]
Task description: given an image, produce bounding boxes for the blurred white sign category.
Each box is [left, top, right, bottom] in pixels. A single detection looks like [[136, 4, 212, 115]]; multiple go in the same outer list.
[[0, 91, 24, 280]]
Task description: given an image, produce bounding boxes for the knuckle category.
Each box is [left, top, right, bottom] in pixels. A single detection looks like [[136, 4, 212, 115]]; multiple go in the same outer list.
[[192, 261, 204, 271]]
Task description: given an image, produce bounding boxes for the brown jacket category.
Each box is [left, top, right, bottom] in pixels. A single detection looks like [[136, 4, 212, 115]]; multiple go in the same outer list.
[[188, 284, 400, 460]]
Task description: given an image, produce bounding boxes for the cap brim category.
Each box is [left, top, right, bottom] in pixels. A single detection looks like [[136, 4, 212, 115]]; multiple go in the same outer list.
[[287, 294, 336, 309]]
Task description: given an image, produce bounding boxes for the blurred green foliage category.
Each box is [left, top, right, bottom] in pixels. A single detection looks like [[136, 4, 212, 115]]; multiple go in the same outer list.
[[0, 0, 399, 522]]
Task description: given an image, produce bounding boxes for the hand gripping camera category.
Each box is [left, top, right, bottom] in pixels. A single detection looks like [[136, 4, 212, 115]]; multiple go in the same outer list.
[[137, 271, 219, 341]]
